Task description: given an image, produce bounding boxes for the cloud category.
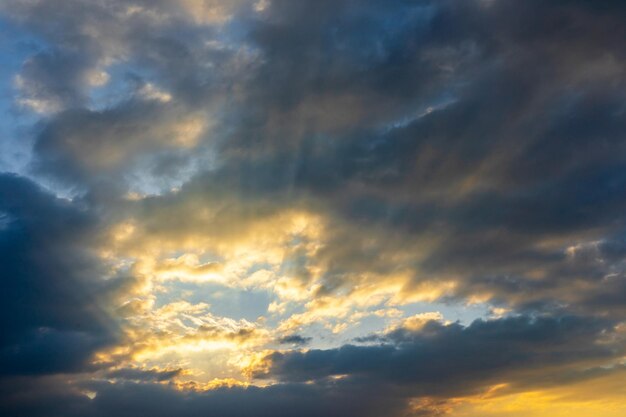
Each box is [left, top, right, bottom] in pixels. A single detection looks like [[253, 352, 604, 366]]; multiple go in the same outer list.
[[1, 0, 626, 416], [0, 378, 409, 417], [105, 366, 183, 382], [0, 173, 117, 375], [33, 100, 209, 184], [263, 315, 621, 396], [277, 334, 312, 346]]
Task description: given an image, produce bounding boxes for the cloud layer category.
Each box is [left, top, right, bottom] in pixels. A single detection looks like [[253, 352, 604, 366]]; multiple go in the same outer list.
[[1, 0, 626, 416]]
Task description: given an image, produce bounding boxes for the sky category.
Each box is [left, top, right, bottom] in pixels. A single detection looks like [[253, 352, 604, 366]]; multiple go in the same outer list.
[[1, 1, 626, 416]]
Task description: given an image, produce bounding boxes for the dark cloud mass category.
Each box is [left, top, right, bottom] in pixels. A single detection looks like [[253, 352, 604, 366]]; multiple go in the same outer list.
[[0, 174, 116, 375], [265, 316, 620, 393], [1, 0, 626, 416]]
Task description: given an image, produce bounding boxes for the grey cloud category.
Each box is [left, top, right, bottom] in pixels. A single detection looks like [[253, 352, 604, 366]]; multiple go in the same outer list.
[[278, 334, 312, 346], [0, 378, 408, 417], [16, 49, 94, 111], [105, 367, 183, 382], [33, 100, 204, 184], [264, 315, 620, 397], [2, 0, 626, 415], [0, 173, 117, 375], [49, 0, 625, 324]]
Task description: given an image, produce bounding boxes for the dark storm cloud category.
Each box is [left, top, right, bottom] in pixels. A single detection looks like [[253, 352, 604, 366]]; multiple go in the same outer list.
[[88, 0, 626, 325], [229, 0, 626, 202], [1, 315, 621, 417], [0, 378, 407, 417], [0, 173, 116, 375], [264, 315, 621, 396], [206, 0, 626, 312], [86, 380, 404, 417]]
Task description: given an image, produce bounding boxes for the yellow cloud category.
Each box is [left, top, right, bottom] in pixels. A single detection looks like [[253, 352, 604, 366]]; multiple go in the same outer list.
[[436, 368, 626, 417]]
